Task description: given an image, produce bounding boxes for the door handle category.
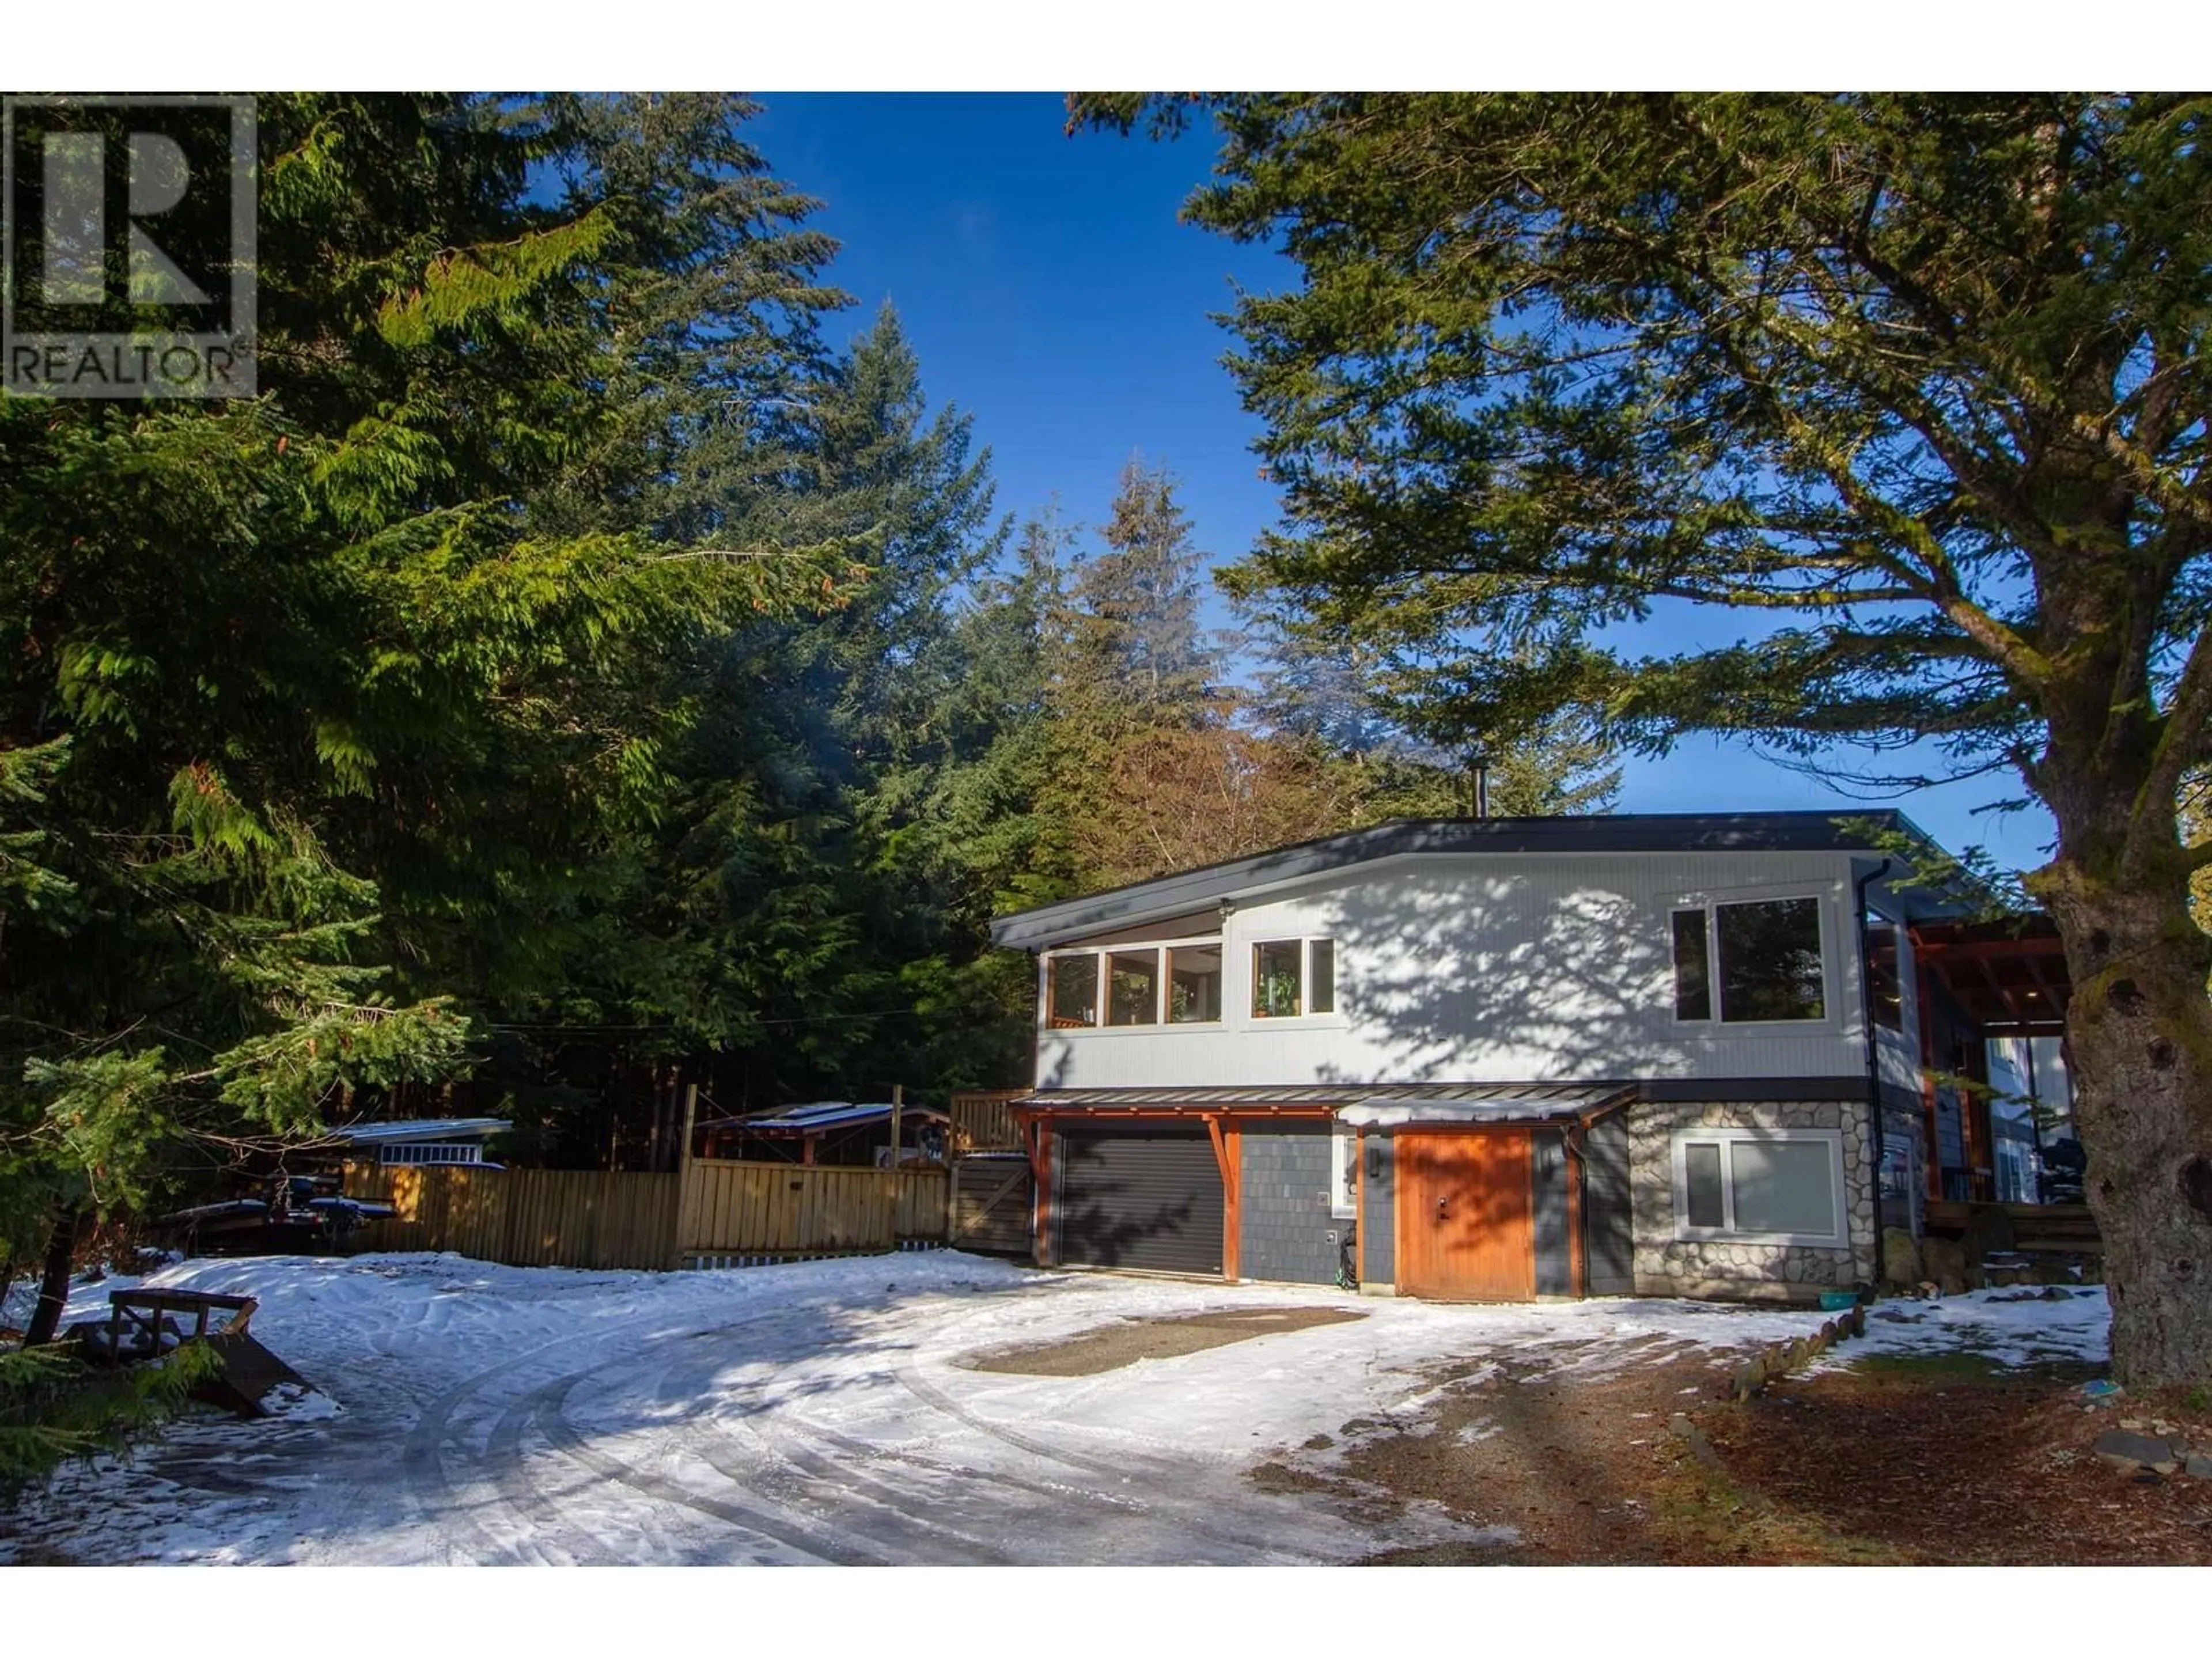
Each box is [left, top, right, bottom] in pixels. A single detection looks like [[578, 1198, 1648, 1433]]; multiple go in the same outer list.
[[1436, 1197, 1449, 1218]]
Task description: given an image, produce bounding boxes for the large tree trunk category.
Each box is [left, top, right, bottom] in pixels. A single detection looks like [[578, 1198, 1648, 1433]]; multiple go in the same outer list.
[[2033, 854, 2212, 1388], [22, 1205, 82, 1347]]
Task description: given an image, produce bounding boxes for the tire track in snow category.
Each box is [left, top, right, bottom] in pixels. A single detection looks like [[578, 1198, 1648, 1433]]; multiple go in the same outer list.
[[893, 1363, 1192, 1481], [402, 1305, 782, 1564], [402, 1371, 543, 1565], [639, 1327, 1238, 1563], [528, 1366, 886, 1565], [637, 1332, 1024, 1564], [483, 1377, 629, 1566], [888, 1365, 1344, 1563], [789, 1416, 1150, 1513], [706, 1407, 1022, 1565]]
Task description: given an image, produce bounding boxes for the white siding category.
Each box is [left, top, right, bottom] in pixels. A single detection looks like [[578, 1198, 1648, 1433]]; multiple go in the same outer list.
[[1034, 850, 1880, 1090]]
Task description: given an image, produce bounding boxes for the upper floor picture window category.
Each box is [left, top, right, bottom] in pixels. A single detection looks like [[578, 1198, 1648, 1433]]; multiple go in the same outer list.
[[1252, 937, 1336, 1018], [1049, 953, 1099, 1028], [1671, 897, 1826, 1024], [1168, 943, 1222, 1023], [1043, 936, 1224, 1029], [1107, 949, 1160, 1026], [1671, 909, 1711, 1021]]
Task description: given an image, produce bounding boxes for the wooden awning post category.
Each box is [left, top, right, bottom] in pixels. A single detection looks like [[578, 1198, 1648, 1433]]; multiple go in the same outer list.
[[1203, 1114, 1242, 1282], [673, 1082, 700, 1266]]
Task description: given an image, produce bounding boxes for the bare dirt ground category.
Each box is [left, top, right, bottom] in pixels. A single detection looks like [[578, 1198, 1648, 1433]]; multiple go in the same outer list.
[[1707, 1359, 2212, 1565], [1258, 1340, 1774, 1564], [1276, 1344, 2212, 1565]]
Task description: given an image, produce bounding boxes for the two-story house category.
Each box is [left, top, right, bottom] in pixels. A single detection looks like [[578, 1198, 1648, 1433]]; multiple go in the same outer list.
[[988, 812, 2071, 1304]]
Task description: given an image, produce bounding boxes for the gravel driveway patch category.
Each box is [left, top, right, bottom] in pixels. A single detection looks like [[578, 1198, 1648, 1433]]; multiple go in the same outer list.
[[963, 1305, 1366, 1376]]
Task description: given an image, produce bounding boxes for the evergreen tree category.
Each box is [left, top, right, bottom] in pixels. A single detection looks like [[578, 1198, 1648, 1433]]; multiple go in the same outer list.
[[1243, 608, 1622, 819], [1065, 459, 1215, 724], [0, 94, 843, 1306]]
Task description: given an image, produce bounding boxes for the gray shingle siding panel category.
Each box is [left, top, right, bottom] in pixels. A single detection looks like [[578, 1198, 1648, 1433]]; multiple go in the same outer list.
[[1236, 1122, 1343, 1287], [1533, 1130, 1571, 1296], [1583, 1111, 1634, 1295], [1362, 1134, 1395, 1285]]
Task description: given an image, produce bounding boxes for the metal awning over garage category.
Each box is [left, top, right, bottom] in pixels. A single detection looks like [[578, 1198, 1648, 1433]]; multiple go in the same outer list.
[[1338, 1088, 1633, 1130], [1012, 1081, 1630, 1115]]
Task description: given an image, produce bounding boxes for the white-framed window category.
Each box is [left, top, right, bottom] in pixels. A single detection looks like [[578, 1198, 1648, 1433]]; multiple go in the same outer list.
[[1328, 1122, 1358, 1218], [1671, 1128, 1845, 1244], [1670, 896, 1828, 1024], [1251, 936, 1337, 1019], [1041, 936, 1224, 1029]]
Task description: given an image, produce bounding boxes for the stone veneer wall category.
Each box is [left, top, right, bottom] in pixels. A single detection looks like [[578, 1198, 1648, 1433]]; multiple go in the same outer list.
[[1628, 1100, 1878, 1302]]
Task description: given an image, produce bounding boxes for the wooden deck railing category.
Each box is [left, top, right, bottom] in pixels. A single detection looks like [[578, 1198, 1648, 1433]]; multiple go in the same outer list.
[[949, 1089, 1027, 1153], [1922, 1199, 2103, 1256]]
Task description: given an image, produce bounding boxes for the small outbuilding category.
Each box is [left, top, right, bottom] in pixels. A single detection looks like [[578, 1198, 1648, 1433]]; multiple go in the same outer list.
[[706, 1100, 950, 1168]]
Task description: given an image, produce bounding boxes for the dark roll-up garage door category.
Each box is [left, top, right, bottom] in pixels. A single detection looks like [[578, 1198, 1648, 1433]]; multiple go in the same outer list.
[[1058, 1126, 1224, 1276]]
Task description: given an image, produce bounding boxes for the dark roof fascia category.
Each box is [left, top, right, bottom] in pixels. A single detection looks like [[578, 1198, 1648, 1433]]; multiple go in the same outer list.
[[1011, 1081, 1631, 1113], [991, 811, 1942, 950]]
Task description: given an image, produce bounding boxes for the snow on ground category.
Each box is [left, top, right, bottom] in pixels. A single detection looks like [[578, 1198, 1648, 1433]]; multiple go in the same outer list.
[[1819, 1285, 2113, 1372], [0, 1251, 1853, 1566]]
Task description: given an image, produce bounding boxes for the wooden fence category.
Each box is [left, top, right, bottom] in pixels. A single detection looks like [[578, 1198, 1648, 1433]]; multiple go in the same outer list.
[[677, 1160, 948, 1259], [347, 1158, 952, 1272], [948, 1154, 1033, 1257], [344, 1165, 680, 1271]]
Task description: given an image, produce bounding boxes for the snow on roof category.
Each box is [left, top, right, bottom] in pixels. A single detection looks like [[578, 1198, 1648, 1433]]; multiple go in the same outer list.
[[740, 1101, 952, 1135], [328, 1118, 510, 1145]]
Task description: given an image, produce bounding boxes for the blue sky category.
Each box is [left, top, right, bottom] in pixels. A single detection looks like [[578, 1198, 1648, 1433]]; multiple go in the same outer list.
[[747, 92, 2058, 876]]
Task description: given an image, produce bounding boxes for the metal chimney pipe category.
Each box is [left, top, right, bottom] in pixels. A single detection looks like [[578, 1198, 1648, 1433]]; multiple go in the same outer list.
[[1471, 755, 1491, 819]]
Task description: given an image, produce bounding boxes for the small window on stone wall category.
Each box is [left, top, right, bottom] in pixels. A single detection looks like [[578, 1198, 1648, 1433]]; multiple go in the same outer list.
[[1671, 1128, 1844, 1243]]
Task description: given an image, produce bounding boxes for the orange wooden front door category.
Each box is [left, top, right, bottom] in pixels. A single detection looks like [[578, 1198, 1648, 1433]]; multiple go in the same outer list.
[[1395, 1130, 1536, 1301]]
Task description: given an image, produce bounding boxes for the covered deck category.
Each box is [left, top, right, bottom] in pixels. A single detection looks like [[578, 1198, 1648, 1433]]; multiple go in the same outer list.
[[1908, 916, 2073, 1203]]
